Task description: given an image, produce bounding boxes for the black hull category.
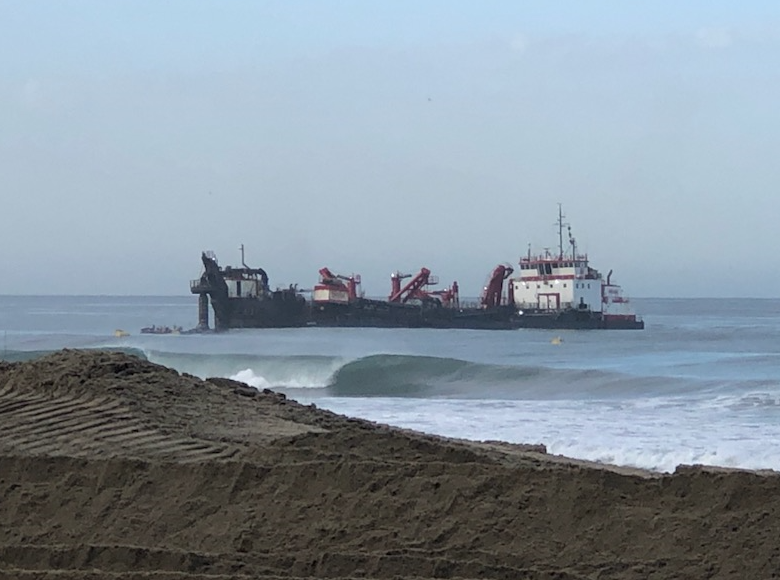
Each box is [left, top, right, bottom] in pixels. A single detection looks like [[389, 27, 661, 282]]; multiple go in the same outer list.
[[201, 298, 644, 331], [513, 309, 644, 330], [310, 300, 519, 330], [215, 294, 309, 329]]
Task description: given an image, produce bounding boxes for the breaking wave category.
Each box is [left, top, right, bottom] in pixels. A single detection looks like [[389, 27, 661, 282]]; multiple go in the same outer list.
[[5, 348, 778, 403], [139, 351, 770, 401]]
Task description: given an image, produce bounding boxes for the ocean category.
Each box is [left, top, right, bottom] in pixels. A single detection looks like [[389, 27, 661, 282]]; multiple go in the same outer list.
[[2, 295, 779, 473]]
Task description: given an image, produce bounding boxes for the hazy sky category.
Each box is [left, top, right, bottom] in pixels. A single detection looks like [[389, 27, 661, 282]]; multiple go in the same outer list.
[[2, 1, 779, 297]]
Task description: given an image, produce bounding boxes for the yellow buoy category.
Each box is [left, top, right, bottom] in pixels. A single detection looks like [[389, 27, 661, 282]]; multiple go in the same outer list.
[[550, 336, 562, 345]]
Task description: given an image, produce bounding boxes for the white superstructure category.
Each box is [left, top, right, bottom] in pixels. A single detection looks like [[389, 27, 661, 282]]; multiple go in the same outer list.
[[511, 254, 604, 313], [508, 206, 640, 324]]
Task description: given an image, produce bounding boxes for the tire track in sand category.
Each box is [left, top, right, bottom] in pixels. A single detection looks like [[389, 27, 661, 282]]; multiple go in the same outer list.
[[0, 384, 236, 462]]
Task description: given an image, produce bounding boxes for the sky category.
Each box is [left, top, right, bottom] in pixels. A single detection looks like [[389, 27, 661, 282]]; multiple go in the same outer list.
[[1, 1, 779, 297]]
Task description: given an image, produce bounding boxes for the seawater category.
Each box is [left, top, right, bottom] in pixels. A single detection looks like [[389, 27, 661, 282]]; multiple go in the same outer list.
[[2, 295, 780, 473]]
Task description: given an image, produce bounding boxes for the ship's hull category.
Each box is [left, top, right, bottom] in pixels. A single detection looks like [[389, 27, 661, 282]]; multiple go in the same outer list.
[[513, 308, 644, 330], [214, 294, 309, 329], [310, 300, 518, 330], [204, 297, 644, 331]]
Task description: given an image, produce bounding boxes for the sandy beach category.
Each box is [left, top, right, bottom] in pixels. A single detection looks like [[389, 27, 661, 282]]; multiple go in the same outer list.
[[0, 349, 778, 579]]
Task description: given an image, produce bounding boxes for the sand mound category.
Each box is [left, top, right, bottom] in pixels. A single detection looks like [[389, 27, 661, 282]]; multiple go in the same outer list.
[[0, 350, 778, 579]]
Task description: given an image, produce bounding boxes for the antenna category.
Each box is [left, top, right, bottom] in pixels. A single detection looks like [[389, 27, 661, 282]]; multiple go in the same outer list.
[[568, 225, 577, 259], [240, 244, 248, 268], [555, 203, 569, 260]]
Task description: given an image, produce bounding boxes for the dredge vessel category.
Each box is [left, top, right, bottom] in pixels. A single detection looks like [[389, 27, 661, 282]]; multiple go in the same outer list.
[[188, 208, 643, 331]]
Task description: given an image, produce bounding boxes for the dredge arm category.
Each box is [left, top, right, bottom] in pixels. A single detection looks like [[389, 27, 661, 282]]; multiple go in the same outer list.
[[481, 264, 514, 308]]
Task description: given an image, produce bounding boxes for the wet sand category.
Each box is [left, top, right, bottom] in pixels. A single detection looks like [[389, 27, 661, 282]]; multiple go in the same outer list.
[[0, 349, 778, 579]]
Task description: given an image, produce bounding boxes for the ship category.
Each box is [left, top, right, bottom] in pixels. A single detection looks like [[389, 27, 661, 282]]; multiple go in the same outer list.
[[507, 205, 644, 330], [188, 208, 643, 331]]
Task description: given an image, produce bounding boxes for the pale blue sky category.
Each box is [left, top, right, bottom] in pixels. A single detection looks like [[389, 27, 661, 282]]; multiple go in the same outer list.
[[2, 1, 779, 297]]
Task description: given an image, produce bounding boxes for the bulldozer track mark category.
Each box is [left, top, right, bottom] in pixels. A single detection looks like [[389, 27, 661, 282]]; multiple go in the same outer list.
[[0, 397, 41, 415], [0, 409, 134, 440], [0, 383, 233, 462], [9, 420, 139, 453], [0, 395, 125, 424]]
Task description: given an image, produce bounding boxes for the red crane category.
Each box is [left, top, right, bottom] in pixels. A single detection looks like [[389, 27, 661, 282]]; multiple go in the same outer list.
[[389, 271, 412, 299], [423, 281, 460, 308], [389, 268, 459, 307], [480, 264, 514, 308], [317, 267, 361, 301], [388, 268, 433, 303]]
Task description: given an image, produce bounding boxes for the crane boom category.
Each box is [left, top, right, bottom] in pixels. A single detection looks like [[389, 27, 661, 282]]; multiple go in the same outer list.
[[388, 268, 431, 303]]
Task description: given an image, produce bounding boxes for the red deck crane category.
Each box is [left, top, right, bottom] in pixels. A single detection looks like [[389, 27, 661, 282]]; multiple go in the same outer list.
[[388, 268, 459, 307], [314, 267, 361, 303], [424, 281, 460, 308], [388, 268, 433, 303], [480, 264, 514, 308], [389, 271, 412, 299]]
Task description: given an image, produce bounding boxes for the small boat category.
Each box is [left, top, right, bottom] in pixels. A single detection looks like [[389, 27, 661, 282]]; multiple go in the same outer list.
[[140, 325, 182, 335]]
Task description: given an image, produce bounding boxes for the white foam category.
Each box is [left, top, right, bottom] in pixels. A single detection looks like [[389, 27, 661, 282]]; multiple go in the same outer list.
[[231, 369, 272, 390], [292, 396, 780, 473], [229, 367, 335, 389]]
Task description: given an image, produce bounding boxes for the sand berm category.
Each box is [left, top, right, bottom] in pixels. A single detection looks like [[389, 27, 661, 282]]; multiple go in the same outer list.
[[0, 350, 778, 579]]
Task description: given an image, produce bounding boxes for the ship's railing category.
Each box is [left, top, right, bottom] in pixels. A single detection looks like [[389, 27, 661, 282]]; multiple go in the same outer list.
[[516, 300, 576, 310], [190, 279, 210, 293], [519, 253, 589, 265]]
